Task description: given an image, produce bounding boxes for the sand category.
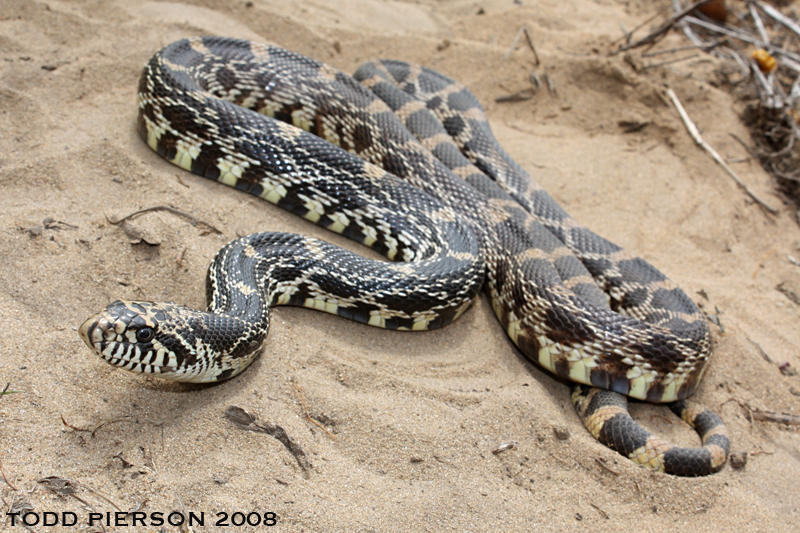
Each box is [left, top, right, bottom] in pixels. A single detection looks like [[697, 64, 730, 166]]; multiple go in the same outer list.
[[1, 0, 799, 531]]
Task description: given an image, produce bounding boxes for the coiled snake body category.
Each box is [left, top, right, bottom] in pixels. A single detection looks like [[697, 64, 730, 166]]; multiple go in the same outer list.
[[79, 37, 729, 476]]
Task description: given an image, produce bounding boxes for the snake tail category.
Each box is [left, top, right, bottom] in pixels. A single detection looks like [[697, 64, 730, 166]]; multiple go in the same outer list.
[[572, 385, 730, 476]]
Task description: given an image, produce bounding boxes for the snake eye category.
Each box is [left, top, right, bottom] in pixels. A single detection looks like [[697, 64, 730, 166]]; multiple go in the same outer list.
[[135, 327, 155, 343]]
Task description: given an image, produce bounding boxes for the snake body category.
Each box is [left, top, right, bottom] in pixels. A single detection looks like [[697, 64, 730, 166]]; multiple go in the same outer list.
[[79, 37, 729, 475]]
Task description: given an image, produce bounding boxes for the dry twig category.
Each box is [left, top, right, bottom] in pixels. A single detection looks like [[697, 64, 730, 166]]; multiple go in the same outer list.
[[107, 206, 222, 235], [612, 3, 676, 46], [748, 2, 770, 45], [666, 88, 779, 214], [60, 413, 143, 438], [292, 383, 336, 439], [686, 16, 800, 63], [590, 502, 610, 519], [641, 41, 722, 57], [642, 53, 700, 70], [504, 26, 540, 64], [755, 1, 800, 39], [595, 457, 621, 475], [612, 0, 713, 54], [496, 89, 536, 103]]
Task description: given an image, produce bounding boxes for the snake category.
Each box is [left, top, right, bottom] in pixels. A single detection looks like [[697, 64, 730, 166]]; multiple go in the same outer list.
[[78, 37, 729, 476]]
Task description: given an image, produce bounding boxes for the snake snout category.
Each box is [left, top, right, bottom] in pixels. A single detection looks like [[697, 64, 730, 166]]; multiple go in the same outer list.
[[78, 300, 133, 352], [78, 312, 111, 352], [78, 315, 94, 348]]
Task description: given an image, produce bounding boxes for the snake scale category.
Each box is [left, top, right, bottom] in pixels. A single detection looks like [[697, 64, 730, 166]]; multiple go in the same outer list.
[[79, 37, 729, 476]]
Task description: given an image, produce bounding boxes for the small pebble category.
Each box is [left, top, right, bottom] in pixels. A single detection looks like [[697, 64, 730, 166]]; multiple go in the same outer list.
[[492, 441, 519, 455], [729, 451, 747, 469], [553, 426, 570, 440]]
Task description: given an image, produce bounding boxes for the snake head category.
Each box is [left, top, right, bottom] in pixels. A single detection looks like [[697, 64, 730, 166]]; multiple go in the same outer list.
[[79, 300, 264, 383]]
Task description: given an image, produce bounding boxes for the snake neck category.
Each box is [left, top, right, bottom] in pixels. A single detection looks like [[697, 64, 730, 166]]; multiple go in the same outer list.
[[201, 238, 275, 379], [191, 311, 269, 381]]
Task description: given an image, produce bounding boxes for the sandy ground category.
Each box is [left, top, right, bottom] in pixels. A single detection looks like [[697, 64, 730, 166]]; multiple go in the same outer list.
[[1, 0, 799, 531]]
